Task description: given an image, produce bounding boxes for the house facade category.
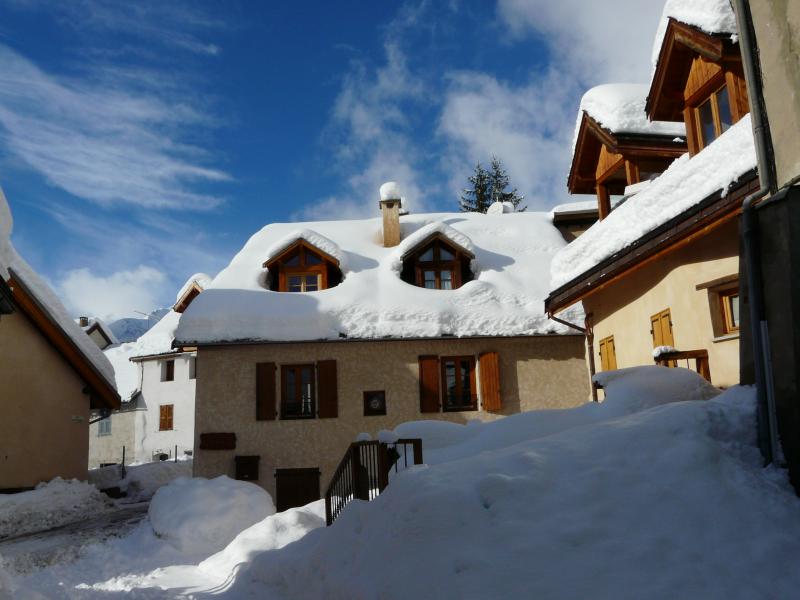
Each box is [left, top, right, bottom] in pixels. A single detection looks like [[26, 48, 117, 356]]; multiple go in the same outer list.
[[546, 0, 754, 390], [0, 189, 119, 490], [175, 189, 590, 507]]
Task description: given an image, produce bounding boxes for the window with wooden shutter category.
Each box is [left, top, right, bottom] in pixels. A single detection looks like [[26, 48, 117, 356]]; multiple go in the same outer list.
[[159, 404, 174, 431], [598, 336, 617, 371], [479, 352, 501, 411], [256, 362, 277, 421], [440, 356, 477, 412], [418, 355, 440, 413], [281, 364, 316, 419], [317, 359, 338, 418]]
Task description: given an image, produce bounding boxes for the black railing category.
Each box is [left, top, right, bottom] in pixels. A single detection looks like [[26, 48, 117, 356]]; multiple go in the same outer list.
[[325, 438, 423, 526]]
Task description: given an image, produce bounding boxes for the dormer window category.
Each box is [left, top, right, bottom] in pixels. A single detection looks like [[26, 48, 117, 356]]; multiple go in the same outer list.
[[400, 234, 474, 290], [263, 240, 342, 293], [696, 84, 732, 148]]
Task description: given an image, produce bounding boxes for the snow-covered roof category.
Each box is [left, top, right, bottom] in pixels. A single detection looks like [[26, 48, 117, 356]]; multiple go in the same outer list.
[[76, 317, 119, 346], [0, 188, 117, 390], [551, 113, 755, 291], [551, 201, 598, 216], [174, 273, 212, 304], [262, 229, 345, 269], [176, 211, 578, 345], [651, 0, 738, 69], [575, 84, 686, 145]]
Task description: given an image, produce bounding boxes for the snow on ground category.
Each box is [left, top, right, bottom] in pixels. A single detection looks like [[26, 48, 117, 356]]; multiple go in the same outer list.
[[149, 476, 275, 556], [551, 114, 755, 290], [7, 367, 800, 599], [0, 479, 114, 541], [88, 459, 192, 503]]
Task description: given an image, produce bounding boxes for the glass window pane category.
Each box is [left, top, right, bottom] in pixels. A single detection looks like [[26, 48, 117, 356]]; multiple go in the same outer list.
[[284, 250, 300, 267], [440, 246, 455, 260], [305, 251, 322, 265], [698, 99, 716, 146], [301, 367, 313, 414], [285, 369, 296, 404], [419, 248, 434, 261], [716, 86, 732, 133], [304, 275, 319, 291], [288, 275, 302, 292], [440, 271, 453, 290], [730, 294, 740, 328], [445, 361, 456, 405], [460, 360, 471, 404], [424, 270, 436, 289]]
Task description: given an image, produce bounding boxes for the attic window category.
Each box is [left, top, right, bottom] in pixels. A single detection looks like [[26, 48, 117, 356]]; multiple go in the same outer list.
[[263, 240, 342, 293], [400, 235, 474, 290], [696, 85, 732, 148]]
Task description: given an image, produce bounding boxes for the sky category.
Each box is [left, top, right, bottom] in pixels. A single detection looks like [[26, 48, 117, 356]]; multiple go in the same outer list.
[[0, 0, 667, 321]]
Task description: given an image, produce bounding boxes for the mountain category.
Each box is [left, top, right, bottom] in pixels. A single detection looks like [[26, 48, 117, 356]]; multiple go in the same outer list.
[[109, 308, 170, 343]]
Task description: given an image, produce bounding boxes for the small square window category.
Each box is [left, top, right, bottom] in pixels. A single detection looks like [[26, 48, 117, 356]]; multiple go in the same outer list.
[[189, 356, 197, 380], [161, 360, 175, 382], [363, 390, 387, 416], [98, 418, 112, 436], [721, 290, 740, 333]]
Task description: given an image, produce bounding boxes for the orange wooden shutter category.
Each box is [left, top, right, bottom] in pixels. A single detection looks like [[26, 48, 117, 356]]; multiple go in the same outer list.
[[418, 356, 440, 413], [479, 352, 501, 411], [317, 360, 338, 418], [660, 310, 674, 346], [159, 405, 173, 430], [256, 362, 277, 420]]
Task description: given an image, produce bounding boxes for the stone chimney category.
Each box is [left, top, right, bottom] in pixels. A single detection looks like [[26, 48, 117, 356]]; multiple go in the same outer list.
[[79, 316, 89, 327], [379, 181, 402, 247]]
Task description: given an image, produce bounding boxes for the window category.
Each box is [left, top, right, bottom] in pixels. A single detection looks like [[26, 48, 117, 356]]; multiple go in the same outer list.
[[720, 290, 740, 334], [98, 417, 112, 437], [159, 404, 174, 431], [363, 390, 387, 416], [440, 356, 477, 411], [161, 359, 175, 382], [281, 364, 316, 419], [695, 84, 733, 148], [415, 240, 461, 290], [287, 273, 320, 292], [696, 275, 740, 339], [264, 240, 342, 293], [598, 336, 617, 371], [189, 356, 197, 380]]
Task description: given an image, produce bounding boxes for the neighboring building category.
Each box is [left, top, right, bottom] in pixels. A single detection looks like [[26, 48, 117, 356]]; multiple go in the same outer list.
[[546, 0, 754, 390], [174, 186, 590, 508], [551, 201, 599, 242], [88, 274, 210, 468], [76, 316, 118, 350], [0, 189, 119, 490], [732, 0, 800, 488]]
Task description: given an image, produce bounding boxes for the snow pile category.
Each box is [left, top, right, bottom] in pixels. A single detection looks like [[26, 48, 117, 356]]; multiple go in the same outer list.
[[652, 0, 738, 68], [223, 370, 800, 599], [486, 201, 514, 215], [577, 83, 685, 140], [262, 229, 345, 270], [551, 200, 598, 215], [89, 458, 193, 502], [0, 479, 113, 540], [177, 211, 574, 344], [174, 273, 212, 303], [653, 345, 679, 358], [551, 114, 755, 289], [148, 476, 275, 555], [379, 181, 402, 201]]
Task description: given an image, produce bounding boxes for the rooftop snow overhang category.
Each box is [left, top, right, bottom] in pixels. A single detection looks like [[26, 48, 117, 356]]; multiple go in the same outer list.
[[546, 169, 758, 315], [399, 231, 476, 262], [262, 238, 341, 270], [84, 321, 115, 348], [647, 18, 741, 122], [568, 112, 687, 195], [7, 269, 120, 410]]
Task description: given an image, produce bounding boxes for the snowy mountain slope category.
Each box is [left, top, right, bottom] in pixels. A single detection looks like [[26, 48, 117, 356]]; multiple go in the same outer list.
[[108, 309, 169, 343]]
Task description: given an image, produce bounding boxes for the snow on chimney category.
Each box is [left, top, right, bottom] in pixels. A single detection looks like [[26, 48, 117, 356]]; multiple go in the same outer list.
[[379, 181, 402, 247]]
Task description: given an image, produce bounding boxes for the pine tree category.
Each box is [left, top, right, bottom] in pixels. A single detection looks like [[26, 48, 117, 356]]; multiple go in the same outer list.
[[488, 156, 526, 211], [459, 162, 492, 213]]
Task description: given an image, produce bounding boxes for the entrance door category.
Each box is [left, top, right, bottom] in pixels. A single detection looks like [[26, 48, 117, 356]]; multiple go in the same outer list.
[[275, 468, 321, 512]]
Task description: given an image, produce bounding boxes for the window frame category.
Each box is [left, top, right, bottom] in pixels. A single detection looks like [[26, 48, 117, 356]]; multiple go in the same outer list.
[[440, 355, 478, 412], [693, 83, 732, 150], [280, 364, 317, 420], [286, 272, 322, 293], [97, 417, 112, 437], [266, 241, 336, 293], [719, 288, 740, 334], [159, 404, 174, 431], [363, 390, 387, 416], [413, 240, 462, 290], [161, 359, 175, 382]]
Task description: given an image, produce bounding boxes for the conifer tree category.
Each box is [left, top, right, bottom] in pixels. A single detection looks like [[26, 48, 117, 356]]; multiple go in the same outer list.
[[459, 162, 492, 213], [488, 156, 526, 211]]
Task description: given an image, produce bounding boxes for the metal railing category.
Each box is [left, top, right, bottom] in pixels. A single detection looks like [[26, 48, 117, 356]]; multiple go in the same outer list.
[[325, 438, 422, 526]]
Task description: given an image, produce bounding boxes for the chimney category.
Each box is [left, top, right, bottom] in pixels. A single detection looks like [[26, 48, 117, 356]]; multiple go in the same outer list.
[[79, 316, 89, 327], [378, 181, 402, 247]]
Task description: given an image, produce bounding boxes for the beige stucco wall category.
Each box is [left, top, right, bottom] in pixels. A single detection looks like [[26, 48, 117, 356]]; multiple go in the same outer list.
[[584, 220, 740, 388], [88, 409, 137, 469], [749, 0, 800, 187], [193, 334, 588, 499], [0, 310, 90, 489]]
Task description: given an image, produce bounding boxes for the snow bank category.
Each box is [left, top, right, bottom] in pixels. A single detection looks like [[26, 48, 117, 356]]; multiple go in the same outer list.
[[652, 0, 738, 69], [552, 114, 755, 290], [148, 476, 275, 556], [89, 458, 193, 502], [177, 211, 576, 344], [227, 373, 800, 599], [0, 479, 113, 540], [486, 201, 514, 215]]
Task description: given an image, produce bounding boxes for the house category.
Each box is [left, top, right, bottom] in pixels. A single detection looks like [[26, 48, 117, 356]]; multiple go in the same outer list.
[[77, 316, 118, 350], [88, 274, 210, 468], [545, 0, 754, 390], [174, 185, 591, 508], [551, 201, 599, 242], [0, 189, 120, 491]]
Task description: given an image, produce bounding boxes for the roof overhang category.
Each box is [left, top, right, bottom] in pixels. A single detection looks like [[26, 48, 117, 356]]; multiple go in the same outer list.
[[173, 282, 203, 314], [6, 270, 120, 410], [568, 112, 687, 195], [262, 238, 341, 269], [130, 347, 196, 362], [546, 169, 758, 315], [647, 19, 741, 121], [0, 276, 15, 315]]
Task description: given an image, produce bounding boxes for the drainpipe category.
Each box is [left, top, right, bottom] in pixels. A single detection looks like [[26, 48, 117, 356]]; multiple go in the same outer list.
[[548, 312, 599, 402], [731, 0, 781, 464]]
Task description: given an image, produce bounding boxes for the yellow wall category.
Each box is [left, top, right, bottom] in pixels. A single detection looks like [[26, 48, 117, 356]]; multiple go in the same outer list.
[[0, 310, 90, 489], [584, 220, 740, 387], [193, 334, 588, 498]]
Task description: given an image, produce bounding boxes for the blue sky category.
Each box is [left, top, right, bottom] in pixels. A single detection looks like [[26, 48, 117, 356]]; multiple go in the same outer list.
[[0, 0, 666, 320]]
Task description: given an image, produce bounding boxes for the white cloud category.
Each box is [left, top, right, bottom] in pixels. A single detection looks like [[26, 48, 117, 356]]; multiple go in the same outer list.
[[0, 44, 230, 210], [57, 265, 168, 321]]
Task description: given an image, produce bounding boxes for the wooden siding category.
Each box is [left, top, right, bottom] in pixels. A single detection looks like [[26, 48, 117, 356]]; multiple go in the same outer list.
[[684, 56, 723, 101], [596, 145, 625, 182]]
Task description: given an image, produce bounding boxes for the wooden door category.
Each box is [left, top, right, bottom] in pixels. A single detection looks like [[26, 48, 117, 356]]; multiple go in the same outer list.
[[275, 468, 321, 512]]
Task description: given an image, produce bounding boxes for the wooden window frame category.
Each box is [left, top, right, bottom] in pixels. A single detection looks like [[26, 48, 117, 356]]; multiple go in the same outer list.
[[440, 356, 477, 412], [280, 364, 316, 420], [159, 404, 174, 431], [719, 288, 740, 334], [161, 359, 175, 382], [266, 241, 336, 293], [413, 240, 463, 290], [285, 272, 322, 293]]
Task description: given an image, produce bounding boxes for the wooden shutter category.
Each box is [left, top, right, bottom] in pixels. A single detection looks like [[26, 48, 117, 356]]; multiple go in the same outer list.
[[159, 404, 173, 430], [599, 336, 617, 371], [479, 352, 501, 411], [256, 362, 277, 421], [419, 355, 440, 413], [317, 359, 338, 418]]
